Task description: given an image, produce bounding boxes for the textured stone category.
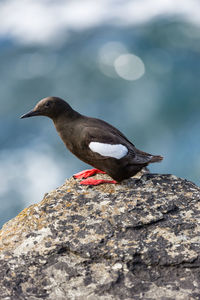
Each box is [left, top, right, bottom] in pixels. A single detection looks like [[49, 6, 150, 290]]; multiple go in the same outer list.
[[0, 170, 200, 299]]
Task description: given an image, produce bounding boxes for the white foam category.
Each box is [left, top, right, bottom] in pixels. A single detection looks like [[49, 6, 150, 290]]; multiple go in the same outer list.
[[0, 0, 199, 45]]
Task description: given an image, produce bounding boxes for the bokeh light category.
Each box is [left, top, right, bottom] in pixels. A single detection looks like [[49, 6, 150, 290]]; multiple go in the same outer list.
[[114, 53, 145, 81], [98, 42, 127, 78]]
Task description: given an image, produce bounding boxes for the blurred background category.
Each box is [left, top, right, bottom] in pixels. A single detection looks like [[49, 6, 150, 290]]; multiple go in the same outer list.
[[0, 0, 200, 227]]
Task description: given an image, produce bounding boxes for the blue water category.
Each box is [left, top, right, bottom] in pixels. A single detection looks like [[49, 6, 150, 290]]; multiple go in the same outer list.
[[0, 11, 200, 227]]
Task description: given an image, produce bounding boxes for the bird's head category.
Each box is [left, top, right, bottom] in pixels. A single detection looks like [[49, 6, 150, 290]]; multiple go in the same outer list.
[[20, 97, 74, 120]]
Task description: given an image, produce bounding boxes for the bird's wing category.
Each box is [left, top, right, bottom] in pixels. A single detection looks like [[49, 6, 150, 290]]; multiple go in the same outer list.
[[80, 125, 154, 164], [80, 126, 130, 159], [128, 148, 153, 164], [80, 116, 136, 144]]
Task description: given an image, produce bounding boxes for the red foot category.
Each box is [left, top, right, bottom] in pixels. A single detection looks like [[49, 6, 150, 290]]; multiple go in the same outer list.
[[80, 178, 117, 186], [73, 168, 106, 179]]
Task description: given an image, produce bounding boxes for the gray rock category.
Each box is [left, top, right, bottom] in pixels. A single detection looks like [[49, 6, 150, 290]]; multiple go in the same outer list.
[[0, 170, 200, 300]]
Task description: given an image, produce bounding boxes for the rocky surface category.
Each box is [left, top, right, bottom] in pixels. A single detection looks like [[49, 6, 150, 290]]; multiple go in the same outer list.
[[0, 170, 200, 300]]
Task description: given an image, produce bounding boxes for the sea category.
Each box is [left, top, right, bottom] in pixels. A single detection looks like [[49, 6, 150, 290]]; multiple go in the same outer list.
[[0, 0, 200, 227]]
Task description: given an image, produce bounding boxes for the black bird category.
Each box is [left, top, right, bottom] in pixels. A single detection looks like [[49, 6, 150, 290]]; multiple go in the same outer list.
[[20, 97, 163, 185]]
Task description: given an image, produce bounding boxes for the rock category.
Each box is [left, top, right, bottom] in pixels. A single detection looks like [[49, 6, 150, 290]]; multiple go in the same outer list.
[[0, 170, 200, 300]]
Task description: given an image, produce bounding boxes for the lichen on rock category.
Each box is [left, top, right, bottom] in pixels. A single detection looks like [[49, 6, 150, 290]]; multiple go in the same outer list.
[[0, 170, 200, 299]]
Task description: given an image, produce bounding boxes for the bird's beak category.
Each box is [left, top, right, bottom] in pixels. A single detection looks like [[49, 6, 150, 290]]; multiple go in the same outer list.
[[20, 109, 40, 119]]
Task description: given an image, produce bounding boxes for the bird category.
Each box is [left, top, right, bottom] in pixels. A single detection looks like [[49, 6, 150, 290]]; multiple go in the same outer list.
[[20, 97, 163, 185]]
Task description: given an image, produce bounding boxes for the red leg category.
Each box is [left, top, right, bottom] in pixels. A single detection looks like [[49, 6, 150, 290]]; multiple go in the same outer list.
[[73, 168, 106, 179], [80, 178, 117, 185]]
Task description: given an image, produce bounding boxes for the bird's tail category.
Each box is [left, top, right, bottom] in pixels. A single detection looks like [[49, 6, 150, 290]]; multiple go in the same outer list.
[[150, 155, 163, 163]]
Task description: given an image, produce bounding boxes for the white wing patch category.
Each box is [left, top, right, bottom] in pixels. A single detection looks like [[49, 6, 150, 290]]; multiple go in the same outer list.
[[89, 142, 128, 159]]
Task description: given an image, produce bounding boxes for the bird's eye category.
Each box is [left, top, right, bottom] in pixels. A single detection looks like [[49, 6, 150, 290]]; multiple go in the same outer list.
[[45, 101, 50, 108]]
